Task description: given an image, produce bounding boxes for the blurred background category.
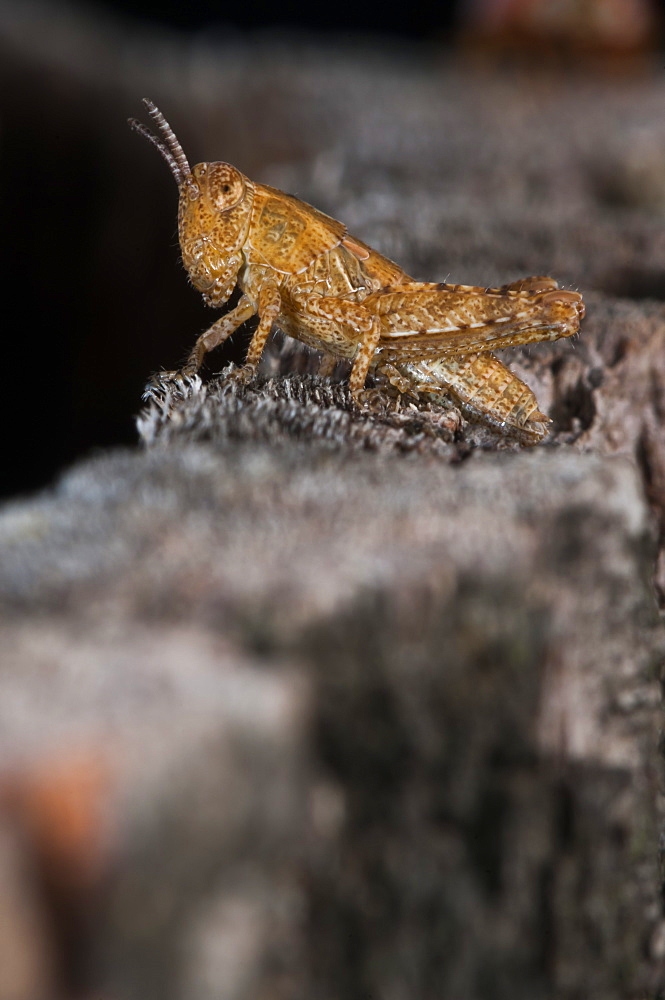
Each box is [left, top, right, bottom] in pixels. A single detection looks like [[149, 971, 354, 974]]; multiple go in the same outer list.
[[0, 0, 663, 500]]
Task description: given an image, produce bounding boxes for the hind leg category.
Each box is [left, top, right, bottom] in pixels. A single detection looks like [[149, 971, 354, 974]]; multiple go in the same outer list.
[[397, 353, 550, 441]]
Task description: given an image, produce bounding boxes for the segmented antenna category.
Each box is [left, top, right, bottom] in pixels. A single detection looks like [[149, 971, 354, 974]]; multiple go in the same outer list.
[[128, 99, 192, 186]]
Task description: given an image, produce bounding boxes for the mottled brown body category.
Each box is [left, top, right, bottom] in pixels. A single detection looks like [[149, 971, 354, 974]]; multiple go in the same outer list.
[[130, 101, 585, 440]]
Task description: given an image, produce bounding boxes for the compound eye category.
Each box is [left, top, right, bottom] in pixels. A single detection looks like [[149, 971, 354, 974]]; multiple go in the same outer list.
[[208, 163, 245, 211]]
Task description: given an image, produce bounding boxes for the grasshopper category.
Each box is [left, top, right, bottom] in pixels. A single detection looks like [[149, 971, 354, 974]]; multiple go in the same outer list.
[[130, 99, 584, 440]]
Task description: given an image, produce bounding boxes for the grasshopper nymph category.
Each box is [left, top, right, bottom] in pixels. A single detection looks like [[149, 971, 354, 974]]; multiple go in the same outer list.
[[130, 99, 584, 441]]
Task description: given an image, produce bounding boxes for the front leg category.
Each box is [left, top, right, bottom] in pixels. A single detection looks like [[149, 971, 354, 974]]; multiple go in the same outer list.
[[182, 295, 256, 374], [241, 285, 282, 377], [147, 295, 256, 395], [209, 285, 282, 388]]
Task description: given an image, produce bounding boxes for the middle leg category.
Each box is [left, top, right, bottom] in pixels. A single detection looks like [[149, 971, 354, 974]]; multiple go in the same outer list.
[[294, 293, 381, 398]]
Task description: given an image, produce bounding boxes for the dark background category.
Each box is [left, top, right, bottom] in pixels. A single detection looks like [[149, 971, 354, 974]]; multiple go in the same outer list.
[[104, 0, 459, 37]]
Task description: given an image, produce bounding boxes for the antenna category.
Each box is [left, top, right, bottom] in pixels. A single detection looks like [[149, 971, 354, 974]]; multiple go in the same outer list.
[[128, 99, 193, 186]]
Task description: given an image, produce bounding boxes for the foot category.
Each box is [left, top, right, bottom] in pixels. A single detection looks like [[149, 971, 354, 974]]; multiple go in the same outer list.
[[222, 363, 258, 387], [142, 368, 202, 401]]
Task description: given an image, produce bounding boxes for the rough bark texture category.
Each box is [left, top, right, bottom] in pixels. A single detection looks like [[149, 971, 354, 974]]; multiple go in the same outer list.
[[2, 6, 665, 999]]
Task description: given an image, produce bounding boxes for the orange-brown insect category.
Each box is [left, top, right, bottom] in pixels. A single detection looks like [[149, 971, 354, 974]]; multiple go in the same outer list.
[[130, 99, 584, 440]]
